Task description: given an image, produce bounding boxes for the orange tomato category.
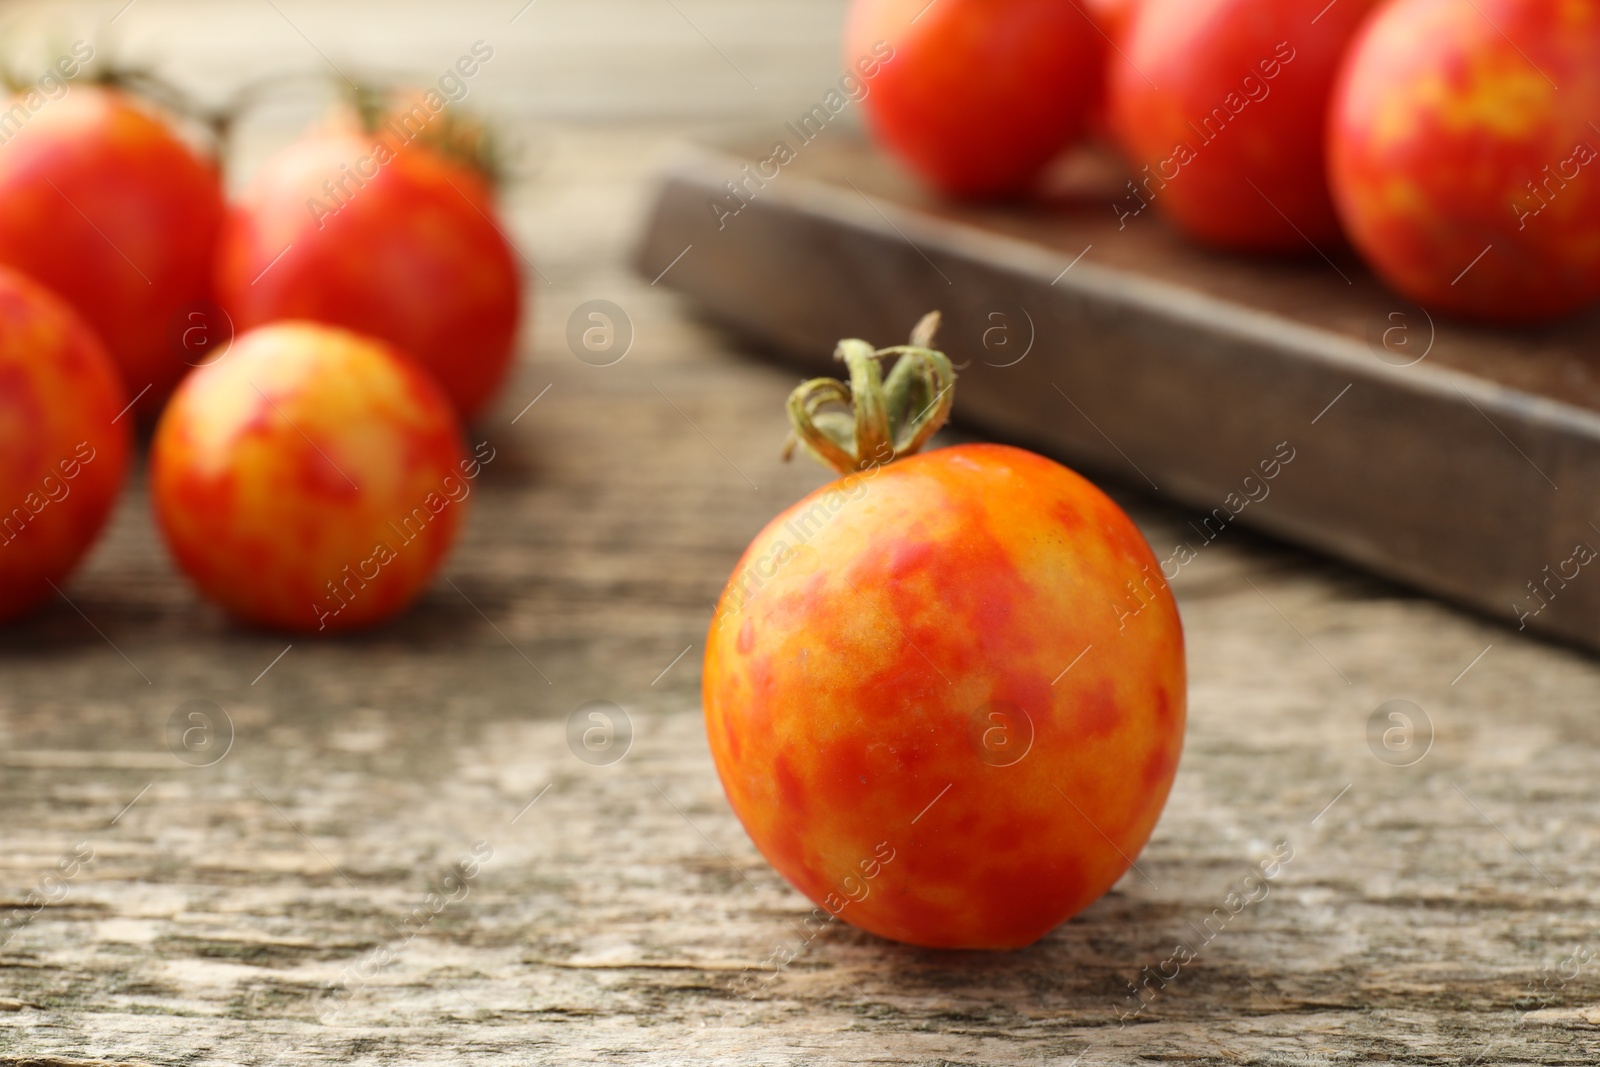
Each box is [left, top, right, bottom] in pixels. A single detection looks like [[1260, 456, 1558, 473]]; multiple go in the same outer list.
[[151, 322, 472, 633], [0, 267, 130, 623], [1329, 0, 1600, 321], [702, 320, 1185, 948], [846, 0, 1106, 198], [214, 120, 522, 422], [0, 86, 225, 418]]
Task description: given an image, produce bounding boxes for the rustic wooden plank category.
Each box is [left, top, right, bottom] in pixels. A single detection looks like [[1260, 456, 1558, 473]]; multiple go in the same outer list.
[[0, 2, 1598, 1065]]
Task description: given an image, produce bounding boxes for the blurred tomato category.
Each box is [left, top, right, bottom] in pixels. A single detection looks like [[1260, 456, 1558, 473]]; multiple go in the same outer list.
[[1086, 0, 1139, 41], [1110, 0, 1378, 251], [845, 0, 1105, 198], [0, 85, 224, 417], [151, 322, 472, 633], [0, 267, 130, 623], [1329, 0, 1600, 322], [1086, 0, 1141, 139], [214, 120, 522, 422]]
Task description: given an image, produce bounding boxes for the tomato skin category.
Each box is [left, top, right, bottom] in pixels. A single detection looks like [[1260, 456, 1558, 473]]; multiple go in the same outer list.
[[1086, 0, 1141, 138], [1081, 0, 1145, 137], [1110, 0, 1379, 251], [1086, 0, 1139, 42], [0, 268, 130, 624], [151, 322, 468, 633], [846, 0, 1105, 198], [703, 444, 1185, 949], [214, 129, 521, 422], [0, 87, 224, 418], [1329, 0, 1600, 322]]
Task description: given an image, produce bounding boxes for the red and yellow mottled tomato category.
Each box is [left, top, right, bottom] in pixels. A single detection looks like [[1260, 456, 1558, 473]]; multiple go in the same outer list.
[[214, 117, 522, 422], [0, 266, 130, 623], [151, 322, 472, 633], [845, 0, 1105, 198], [704, 326, 1184, 948], [1110, 0, 1379, 250], [0, 84, 224, 417], [1329, 0, 1600, 322]]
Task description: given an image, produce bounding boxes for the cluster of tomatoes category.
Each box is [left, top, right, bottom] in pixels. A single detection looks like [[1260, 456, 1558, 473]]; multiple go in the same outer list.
[[0, 79, 521, 632], [850, 0, 1600, 323]]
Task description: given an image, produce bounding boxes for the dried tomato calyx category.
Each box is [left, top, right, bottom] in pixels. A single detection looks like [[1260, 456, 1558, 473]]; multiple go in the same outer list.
[[784, 311, 956, 475], [346, 82, 507, 187]]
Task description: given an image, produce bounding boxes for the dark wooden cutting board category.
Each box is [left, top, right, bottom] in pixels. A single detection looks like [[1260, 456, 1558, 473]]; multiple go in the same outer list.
[[636, 136, 1600, 654]]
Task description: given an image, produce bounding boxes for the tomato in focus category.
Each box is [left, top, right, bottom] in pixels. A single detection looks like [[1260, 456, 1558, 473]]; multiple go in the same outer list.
[[845, 0, 1106, 198], [151, 322, 472, 633], [0, 84, 225, 418], [1110, 0, 1379, 251], [702, 319, 1186, 949], [214, 120, 522, 422], [0, 266, 130, 623], [1328, 0, 1600, 322]]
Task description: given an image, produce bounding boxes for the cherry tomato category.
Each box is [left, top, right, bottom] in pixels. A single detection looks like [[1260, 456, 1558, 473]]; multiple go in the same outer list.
[[0, 85, 224, 418], [0, 266, 130, 624], [845, 0, 1106, 198], [1087, 0, 1139, 41], [1086, 0, 1141, 138], [1110, 0, 1379, 251], [703, 324, 1185, 948], [151, 322, 471, 633], [1329, 0, 1600, 322], [214, 119, 522, 422]]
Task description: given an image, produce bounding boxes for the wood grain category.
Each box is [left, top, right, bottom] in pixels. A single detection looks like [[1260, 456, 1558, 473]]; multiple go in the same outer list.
[[1, 2, 1599, 1065]]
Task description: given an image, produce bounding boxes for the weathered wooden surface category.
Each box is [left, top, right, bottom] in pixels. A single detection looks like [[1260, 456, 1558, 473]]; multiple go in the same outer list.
[[3, 2, 1600, 1064]]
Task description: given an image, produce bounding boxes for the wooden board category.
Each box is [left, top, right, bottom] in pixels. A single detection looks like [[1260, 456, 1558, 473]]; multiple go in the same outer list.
[[637, 138, 1600, 653]]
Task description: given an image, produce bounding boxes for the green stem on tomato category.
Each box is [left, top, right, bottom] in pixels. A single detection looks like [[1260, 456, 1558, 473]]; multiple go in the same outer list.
[[784, 311, 956, 475]]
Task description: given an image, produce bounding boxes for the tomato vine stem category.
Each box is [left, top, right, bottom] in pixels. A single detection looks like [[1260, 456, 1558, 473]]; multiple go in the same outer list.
[[784, 311, 956, 474]]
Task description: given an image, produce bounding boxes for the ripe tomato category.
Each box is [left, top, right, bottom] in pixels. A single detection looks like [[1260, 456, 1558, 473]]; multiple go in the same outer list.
[[1110, 0, 1378, 251], [845, 0, 1105, 198], [1329, 0, 1600, 322], [0, 85, 224, 418], [214, 118, 522, 422], [703, 321, 1185, 949], [1086, 0, 1142, 139], [1087, 0, 1139, 41], [0, 266, 130, 624], [151, 322, 472, 633]]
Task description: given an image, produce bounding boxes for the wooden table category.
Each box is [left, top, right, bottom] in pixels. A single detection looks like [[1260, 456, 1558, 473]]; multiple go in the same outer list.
[[3, 2, 1598, 1063]]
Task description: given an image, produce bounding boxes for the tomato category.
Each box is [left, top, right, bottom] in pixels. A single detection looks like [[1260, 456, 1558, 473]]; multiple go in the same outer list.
[[213, 117, 522, 422], [0, 266, 130, 624], [702, 318, 1185, 949], [1329, 0, 1600, 322], [1087, 0, 1139, 41], [151, 322, 472, 634], [0, 84, 224, 418], [845, 0, 1105, 198], [1110, 0, 1379, 251], [1086, 0, 1142, 138]]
